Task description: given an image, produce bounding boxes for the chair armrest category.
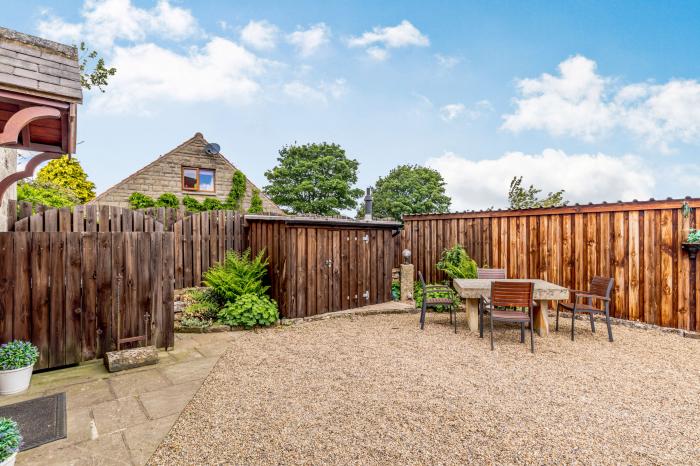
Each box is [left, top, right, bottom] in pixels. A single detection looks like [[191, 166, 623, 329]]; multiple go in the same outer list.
[[575, 292, 610, 302]]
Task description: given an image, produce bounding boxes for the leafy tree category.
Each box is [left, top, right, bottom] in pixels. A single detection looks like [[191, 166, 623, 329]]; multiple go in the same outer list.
[[156, 193, 179, 208], [36, 155, 96, 203], [128, 192, 155, 209], [78, 42, 116, 92], [17, 180, 80, 208], [225, 171, 247, 210], [362, 165, 451, 220], [507, 176, 567, 210], [248, 189, 263, 214], [264, 143, 363, 215]]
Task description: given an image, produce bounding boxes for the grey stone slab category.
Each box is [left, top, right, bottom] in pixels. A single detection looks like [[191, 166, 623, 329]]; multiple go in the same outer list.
[[159, 357, 218, 385], [0, 71, 38, 89], [139, 380, 202, 419], [123, 415, 178, 465], [91, 396, 148, 435], [108, 369, 171, 398], [44, 379, 115, 410]]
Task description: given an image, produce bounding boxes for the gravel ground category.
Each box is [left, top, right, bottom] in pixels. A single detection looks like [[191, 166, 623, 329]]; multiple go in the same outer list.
[[150, 312, 700, 465]]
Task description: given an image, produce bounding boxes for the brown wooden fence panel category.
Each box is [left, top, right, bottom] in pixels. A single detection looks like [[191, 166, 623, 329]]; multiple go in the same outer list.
[[402, 198, 700, 332], [0, 231, 174, 370]]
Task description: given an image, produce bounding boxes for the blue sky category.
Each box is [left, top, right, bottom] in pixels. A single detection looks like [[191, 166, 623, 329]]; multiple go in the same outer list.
[[4, 0, 700, 210]]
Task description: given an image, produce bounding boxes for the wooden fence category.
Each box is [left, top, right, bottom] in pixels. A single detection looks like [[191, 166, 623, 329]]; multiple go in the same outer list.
[[0, 231, 174, 370], [402, 198, 700, 332], [247, 216, 400, 318]]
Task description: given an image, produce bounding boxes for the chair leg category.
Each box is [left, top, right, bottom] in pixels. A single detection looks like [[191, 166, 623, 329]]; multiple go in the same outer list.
[[555, 304, 560, 332], [606, 310, 613, 342], [453, 307, 457, 334], [571, 309, 575, 341], [420, 301, 427, 330], [589, 313, 596, 333], [478, 300, 483, 338], [529, 312, 534, 353], [520, 322, 525, 343], [489, 311, 494, 351]]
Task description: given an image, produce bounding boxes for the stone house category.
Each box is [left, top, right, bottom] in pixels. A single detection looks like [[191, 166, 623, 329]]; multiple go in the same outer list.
[[92, 133, 283, 213]]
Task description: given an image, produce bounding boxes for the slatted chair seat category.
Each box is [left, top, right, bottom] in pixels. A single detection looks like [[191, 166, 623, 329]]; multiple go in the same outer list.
[[490, 309, 529, 321], [426, 297, 455, 305], [556, 277, 614, 342]]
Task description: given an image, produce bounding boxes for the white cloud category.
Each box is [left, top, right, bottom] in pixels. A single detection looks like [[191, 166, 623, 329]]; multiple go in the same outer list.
[[439, 104, 465, 121], [440, 100, 492, 122], [287, 23, 331, 57], [283, 78, 347, 104], [502, 55, 700, 152], [348, 20, 429, 60], [37, 0, 200, 49], [240, 20, 279, 50], [366, 47, 389, 62], [426, 149, 655, 210], [89, 38, 267, 114], [435, 54, 460, 69]]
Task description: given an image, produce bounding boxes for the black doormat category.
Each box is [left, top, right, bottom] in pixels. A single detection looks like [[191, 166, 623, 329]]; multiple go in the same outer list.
[[0, 393, 67, 451]]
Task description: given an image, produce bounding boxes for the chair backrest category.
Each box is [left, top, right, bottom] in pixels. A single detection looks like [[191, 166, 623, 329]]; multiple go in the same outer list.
[[590, 276, 614, 298], [477, 268, 507, 279], [417, 271, 426, 293], [490, 281, 534, 308]]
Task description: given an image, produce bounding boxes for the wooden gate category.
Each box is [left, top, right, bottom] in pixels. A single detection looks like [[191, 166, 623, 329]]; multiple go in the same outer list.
[[247, 216, 400, 318], [0, 231, 174, 370]]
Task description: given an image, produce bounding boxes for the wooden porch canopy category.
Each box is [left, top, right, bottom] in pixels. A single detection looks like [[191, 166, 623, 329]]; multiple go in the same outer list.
[[0, 27, 82, 202]]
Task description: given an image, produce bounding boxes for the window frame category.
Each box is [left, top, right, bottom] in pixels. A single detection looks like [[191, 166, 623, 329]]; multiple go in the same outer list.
[[181, 166, 216, 193]]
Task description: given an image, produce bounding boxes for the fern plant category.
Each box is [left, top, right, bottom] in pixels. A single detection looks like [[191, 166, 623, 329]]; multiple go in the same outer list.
[[203, 249, 270, 305], [436, 244, 478, 279]]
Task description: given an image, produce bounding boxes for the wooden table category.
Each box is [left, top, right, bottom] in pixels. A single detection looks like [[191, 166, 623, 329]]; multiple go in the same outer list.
[[452, 279, 569, 336]]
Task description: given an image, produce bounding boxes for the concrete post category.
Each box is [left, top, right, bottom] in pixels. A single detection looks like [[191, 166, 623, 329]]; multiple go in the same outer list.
[[400, 264, 414, 302]]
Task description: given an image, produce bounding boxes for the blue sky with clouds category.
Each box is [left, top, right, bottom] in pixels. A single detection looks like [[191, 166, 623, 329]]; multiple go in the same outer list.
[[4, 0, 700, 210]]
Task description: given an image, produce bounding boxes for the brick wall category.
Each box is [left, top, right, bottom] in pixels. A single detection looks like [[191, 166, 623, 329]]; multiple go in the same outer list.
[[93, 134, 282, 214]]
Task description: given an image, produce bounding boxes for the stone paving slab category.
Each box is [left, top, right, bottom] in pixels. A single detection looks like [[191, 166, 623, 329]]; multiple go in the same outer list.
[[0, 332, 245, 465]]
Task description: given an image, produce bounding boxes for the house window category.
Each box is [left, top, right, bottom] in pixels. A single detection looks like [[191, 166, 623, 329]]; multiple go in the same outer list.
[[182, 167, 215, 192]]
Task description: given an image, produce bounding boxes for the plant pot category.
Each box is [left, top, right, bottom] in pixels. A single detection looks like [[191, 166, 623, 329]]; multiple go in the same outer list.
[[0, 365, 33, 395], [0, 452, 17, 466]]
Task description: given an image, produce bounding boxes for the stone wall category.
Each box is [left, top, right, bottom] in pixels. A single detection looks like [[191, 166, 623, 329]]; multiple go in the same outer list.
[[0, 148, 17, 231], [93, 134, 282, 214]]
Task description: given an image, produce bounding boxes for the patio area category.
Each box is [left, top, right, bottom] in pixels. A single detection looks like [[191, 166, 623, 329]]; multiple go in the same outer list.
[[150, 312, 700, 465]]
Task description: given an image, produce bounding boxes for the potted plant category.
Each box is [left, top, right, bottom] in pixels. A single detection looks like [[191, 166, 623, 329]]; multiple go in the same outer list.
[[0, 417, 22, 466], [682, 228, 700, 260], [0, 341, 39, 395]]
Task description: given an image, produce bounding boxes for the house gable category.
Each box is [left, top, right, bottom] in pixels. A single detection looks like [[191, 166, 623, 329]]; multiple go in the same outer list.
[[92, 133, 282, 213]]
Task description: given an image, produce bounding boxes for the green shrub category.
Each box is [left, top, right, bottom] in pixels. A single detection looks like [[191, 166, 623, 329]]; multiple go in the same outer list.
[[182, 195, 203, 212], [0, 418, 22, 461], [179, 316, 213, 330], [203, 249, 270, 305], [156, 193, 179, 208], [183, 288, 220, 321], [17, 180, 80, 208], [128, 192, 156, 209], [202, 198, 224, 211], [391, 280, 400, 301], [248, 189, 263, 214], [218, 293, 279, 328], [226, 171, 247, 210], [688, 228, 700, 243], [436, 244, 477, 279], [0, 340, 39, 370]]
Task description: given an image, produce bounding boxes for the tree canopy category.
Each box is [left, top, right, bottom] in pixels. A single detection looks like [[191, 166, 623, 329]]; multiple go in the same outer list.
[[365, 164, 451, 220], [264, 143, 363, 215], [17, 180, 80, 208], [36, 155, 96, 203], [507, 176, 567, 210], [78, 42, 116, 92]]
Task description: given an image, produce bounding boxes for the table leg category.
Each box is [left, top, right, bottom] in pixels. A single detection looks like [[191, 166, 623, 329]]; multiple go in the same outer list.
[[534, 300, 551, 337], [465, 298, 480, 332]]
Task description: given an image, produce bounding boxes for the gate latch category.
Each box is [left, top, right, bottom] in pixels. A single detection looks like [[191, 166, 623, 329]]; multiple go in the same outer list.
[[362, 234, 369, 243], [363, 290, 369, 300]]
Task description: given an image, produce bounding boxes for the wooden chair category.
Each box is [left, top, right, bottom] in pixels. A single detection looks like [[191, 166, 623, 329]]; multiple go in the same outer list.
[[556, 277, 614, 342], [477, 268, 506, 338], [485, 281, 535, 353], [418, 272, 457, 333]]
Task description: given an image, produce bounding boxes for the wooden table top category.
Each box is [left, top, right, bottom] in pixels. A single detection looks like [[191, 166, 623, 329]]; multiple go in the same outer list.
[[452, 278, 569, 300]]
